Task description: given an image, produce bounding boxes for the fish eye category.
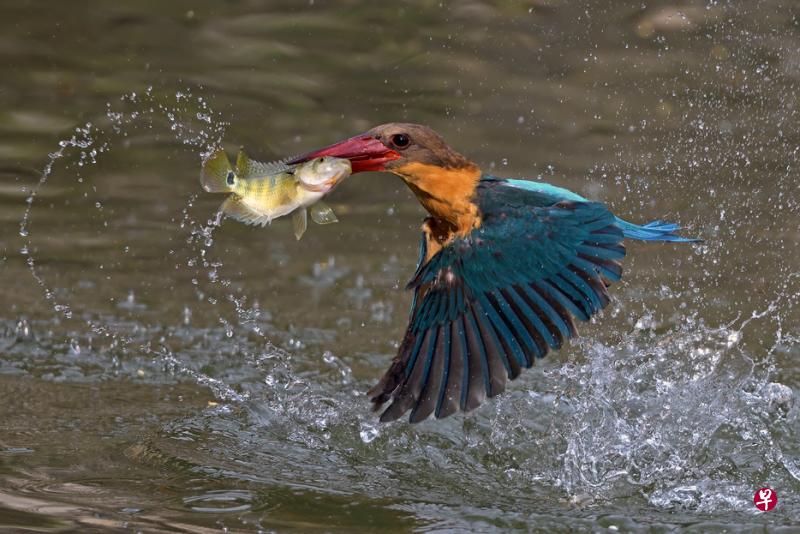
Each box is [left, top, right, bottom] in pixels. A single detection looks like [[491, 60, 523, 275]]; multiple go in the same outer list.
[[390, 133, 411, 150], [226, 171, 235, 185]]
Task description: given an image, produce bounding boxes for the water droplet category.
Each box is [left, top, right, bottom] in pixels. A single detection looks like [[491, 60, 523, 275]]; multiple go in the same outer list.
[[15, 318, 31, 340], [359, 422, 380, 444], [726, 330, 741, 347]]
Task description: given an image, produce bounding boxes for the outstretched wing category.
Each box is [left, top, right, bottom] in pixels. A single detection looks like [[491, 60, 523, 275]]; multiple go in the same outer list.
[[368, 182, 626, 423]]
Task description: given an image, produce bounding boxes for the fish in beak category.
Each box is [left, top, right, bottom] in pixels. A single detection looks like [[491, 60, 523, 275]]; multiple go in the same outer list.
[[289, 134, 401, 173]]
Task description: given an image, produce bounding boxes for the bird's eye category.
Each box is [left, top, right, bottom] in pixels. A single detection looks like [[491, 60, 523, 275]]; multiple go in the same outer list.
[[390, 133, 411, 149]]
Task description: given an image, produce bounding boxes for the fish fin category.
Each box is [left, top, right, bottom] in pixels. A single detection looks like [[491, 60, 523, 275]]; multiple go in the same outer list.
[[235, 148, 248, 176], [201, 148, 236, 193], [249, 157, 293, 177], [236, 147, 292, 179], [293, 207, 308, 240], [221, 197, 273, 227], [310, 202, 339, 225]]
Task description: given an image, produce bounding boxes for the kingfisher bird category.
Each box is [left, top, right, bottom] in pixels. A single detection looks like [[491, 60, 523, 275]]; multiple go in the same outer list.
[[290, 123, 698, 423]]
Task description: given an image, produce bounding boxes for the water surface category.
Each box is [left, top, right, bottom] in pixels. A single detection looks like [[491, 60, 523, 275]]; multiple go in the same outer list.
[[1, 1, 799, 531]]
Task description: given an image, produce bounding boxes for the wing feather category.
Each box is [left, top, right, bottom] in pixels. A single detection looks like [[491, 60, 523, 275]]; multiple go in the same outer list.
[[435, 321, 461, 419], [461, 313, 487, 410], [369, 180, 627, 422], [410, 325, 446, 423], [502, 287, 553, 355], [466, 302, 505, 398]]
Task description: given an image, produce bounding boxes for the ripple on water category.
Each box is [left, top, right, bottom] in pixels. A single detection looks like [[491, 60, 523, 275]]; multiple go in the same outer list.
[[183, 490, 254, 513]]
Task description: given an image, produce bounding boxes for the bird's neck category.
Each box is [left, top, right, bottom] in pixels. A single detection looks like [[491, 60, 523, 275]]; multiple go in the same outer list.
[[392, 161, 482, 237]]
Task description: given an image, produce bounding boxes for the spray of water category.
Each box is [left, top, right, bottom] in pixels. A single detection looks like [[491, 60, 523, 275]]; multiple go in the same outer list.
[[15, 86, 279, 404]]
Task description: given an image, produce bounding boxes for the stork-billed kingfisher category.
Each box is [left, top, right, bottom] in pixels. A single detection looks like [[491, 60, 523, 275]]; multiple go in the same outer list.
[[290, 123, 698, 424]]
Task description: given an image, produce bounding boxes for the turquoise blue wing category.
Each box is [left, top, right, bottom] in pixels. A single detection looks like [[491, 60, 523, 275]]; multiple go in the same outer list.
[[368, 182, 626, 423], [502, 178, 700, 242]]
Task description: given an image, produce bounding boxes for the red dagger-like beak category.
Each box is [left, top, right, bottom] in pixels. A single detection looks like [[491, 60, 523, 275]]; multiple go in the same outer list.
[[288, 134, 401, 173]]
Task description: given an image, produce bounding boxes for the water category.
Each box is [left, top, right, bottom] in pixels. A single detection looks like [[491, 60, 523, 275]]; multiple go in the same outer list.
[[1, 1, 799, 531]]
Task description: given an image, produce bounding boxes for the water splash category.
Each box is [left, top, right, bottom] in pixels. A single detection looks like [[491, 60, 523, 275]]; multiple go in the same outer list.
[[13, 87, 285, 403], [151, 297, 797, 524], [178, 191, 287, 374], [484, 311, 799, 514], [160, 349, 248, 404]]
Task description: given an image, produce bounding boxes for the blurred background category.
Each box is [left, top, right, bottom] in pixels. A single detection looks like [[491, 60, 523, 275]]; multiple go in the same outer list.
[[1, 1, 799, 531]]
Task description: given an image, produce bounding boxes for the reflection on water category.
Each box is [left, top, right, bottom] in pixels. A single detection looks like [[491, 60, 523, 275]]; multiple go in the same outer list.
[[1, 0, 799, 531]]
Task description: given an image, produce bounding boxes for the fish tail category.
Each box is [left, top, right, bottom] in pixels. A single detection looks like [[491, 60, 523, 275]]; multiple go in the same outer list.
[[615, 217, 702, 243], [201, 148, 236, 193]]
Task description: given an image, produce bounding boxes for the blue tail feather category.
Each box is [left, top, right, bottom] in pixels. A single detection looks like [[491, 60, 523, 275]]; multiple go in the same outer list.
[[616, 218, 701, 243]]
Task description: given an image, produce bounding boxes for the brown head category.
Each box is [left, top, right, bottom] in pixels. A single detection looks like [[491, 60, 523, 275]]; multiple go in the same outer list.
[[290, 123, 482, 232]]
